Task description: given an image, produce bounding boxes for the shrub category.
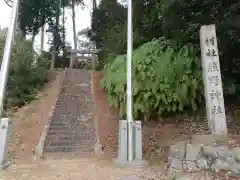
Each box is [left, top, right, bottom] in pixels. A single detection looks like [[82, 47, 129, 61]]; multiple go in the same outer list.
[[0, 39, 49, 109], [101, 38, 203, 121]]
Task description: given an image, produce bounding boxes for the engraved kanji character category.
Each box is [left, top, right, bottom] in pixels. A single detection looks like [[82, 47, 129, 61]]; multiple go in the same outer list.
[[207, 61, 219, 72], [209, 90, 222, 101], [211, 105, 222, 115], [205, 36, 216, 46], [208, 76, 220, 86], [206, 49, 217, 56]]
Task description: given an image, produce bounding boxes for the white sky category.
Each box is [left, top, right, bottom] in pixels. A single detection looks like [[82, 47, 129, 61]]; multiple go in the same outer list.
[[0, 0, 94, 52]]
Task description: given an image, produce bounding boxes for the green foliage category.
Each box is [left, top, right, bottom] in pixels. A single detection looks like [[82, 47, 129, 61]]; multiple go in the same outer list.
[[0, 39, 49, 109], [90, 0, 127, 62], [101, 38, 202, 120], [162, 0, 240, 99], [18, 0, 84, 35], [90, 0, 164, 66]]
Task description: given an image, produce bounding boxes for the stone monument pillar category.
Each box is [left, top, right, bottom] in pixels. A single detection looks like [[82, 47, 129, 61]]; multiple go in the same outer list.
[[200, 24, 227, 135]]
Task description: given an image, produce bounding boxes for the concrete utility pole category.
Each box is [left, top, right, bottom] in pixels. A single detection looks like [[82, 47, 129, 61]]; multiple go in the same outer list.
[[115, 0, 146, 166], [0, 0, 20, 118], [126, 0, 133, 162]]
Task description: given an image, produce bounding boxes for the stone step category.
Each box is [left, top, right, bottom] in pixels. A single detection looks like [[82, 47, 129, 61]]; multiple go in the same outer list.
[[50, 117, 94, 123], [46, 134, 95, 142], [49, 123, 94, 128], [43, 70, 95, 155], [51, 120, 94, 124], [55, 99, 90, 105], [46, 137, 95, 143], [52, 107, 93, 115], [50, 120, 93, 126], [48, 125, 94, 131], [46, 133, 95, 140], [61, 87, 91, 92], [45, 139, 95, 147], [56, 94, 91, 100], [55, 100, 93, 105], [44, 146, 94, 153], [47, 130, 94, 136], [54, 104, 93, 109], [49, 122, 94, 127], [50, 119, 94, 125], [43, 152, 94, 159]]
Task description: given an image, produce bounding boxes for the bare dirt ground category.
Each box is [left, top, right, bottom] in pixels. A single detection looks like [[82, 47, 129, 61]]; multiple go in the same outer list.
[[0, 158, 165, 180], [92, 71, 118, 158], [0, 70, 239, 179], [7, 70, 63, 159]]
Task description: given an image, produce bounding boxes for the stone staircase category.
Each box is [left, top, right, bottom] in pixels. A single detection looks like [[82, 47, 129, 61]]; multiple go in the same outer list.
[[44, 69, 96, 155]]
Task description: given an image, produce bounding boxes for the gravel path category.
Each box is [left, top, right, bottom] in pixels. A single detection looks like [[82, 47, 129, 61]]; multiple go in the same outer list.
[[0, 158, 232, 180], [0, 158, 166, 180]]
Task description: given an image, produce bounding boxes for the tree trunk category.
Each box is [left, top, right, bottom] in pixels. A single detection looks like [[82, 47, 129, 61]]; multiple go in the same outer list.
[[40, 13, 45, 54], [19, 30, 26, 41], [69, 0, 77, 68], [40, 0, 45, 54], [62, 0, 66, 58], [50, 50, 56, 70], [17, 17, 26, 41], [40, 25, 45, 54], [32, 34, 37, 64], [51, 0, 60, 70], [72, 0, 77, 51], [32, 34, 35, 46], [91, 54, 96, 71]]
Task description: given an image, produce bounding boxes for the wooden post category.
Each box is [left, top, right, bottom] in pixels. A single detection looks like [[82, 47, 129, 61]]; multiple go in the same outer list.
[[92, 54, 96, 71]]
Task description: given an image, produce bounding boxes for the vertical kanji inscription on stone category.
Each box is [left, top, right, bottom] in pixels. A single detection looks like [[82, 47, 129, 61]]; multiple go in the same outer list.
[[200, 24, 227, 135]]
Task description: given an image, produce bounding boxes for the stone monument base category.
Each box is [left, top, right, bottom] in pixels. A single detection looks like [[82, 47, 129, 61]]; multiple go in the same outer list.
[[114, 158, 148, 168], [115, 120, 147, 167], [0, 160, 12, 169], [0, 118, 11, 170], [167, 134, 240, 177]]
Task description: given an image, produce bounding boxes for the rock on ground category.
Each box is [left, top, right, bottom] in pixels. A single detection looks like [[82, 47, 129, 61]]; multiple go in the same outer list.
[[167, 134, 240, 178]]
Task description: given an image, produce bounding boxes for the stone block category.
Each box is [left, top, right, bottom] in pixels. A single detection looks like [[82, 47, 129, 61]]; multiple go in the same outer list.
[[185, 144, 201, 161], [167, 158, 182, 177], [233, 147, 240, 162], [168, 137, 240, 175], [168, 157, 200, 173], [212, 158, 229, 172], [168, 158, 183, 170], [116, 120, 128, 162], [169, 142, 186, 160], [201, 145, 228, 159], [134, 121, 143, 161], [169, 142, 201, 161], [183, 161, 200, 172], [192, 134, 229, 146], [196, 158, 209, 169], [229, 162, 240, 175], [0, 118, 10, 166], [218, 149, 235, 163]]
